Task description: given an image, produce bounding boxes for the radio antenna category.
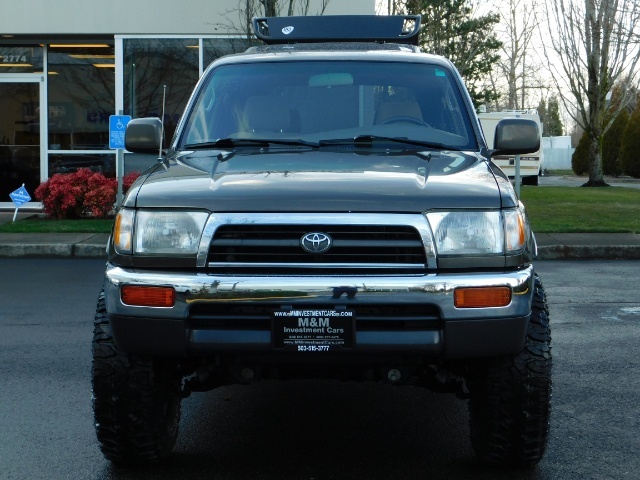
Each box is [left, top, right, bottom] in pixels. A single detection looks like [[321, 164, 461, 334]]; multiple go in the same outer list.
[[159, 84, 167, 161]]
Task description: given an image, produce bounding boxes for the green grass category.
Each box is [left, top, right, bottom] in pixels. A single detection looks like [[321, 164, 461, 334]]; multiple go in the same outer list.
[[2, 186, 639, 234], [545, 169, 575, 177], [0, 217, 113, 233], [520, 186, 640, 233]]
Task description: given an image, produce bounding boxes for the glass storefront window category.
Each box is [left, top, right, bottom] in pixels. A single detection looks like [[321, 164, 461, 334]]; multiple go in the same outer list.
[[0, 80, 41, 201], [0, 45, 42, 73], [47, 44, 115, 154], [123, 38, 199, 146], [48, 153, 115, 177]]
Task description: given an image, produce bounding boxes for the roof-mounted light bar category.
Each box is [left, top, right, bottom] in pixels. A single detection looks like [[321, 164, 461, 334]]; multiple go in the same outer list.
[[253, 15, 422, 46]]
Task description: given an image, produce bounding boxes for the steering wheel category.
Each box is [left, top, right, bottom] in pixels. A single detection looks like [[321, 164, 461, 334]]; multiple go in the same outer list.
[[380, 116, 431, 127]]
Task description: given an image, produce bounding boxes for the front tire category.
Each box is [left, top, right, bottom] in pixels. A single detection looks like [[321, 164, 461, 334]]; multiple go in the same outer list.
[[468, 274, 552, 466], [92, 291, 182, 464]]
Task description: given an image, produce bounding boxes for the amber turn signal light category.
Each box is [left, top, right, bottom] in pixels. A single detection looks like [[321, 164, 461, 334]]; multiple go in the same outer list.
[[121, 285, 175, 307], [454, 286, 512, 308]]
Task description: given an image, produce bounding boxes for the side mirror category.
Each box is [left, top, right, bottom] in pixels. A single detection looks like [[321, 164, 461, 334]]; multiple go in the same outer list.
[[492, 118, 540, 156], [125, 118, 163, 154]]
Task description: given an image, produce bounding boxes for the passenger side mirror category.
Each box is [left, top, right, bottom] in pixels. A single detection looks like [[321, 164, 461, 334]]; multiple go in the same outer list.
[[125, 117, 163, 154], [492, 118, 540, 156]]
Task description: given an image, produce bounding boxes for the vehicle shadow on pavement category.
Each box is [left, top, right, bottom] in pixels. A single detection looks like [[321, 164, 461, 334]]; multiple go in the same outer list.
[[97, 380, 547, 480]]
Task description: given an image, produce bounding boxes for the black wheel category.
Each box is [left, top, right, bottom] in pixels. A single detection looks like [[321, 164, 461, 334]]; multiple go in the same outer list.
[[467, 274, 552, 466], [380, 115, 431, 127], [92, 291, 182, 464], [522, 175, 539, 186]]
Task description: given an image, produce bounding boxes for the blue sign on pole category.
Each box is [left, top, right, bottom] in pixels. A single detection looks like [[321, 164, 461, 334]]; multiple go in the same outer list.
[[109, 115, 132, 150], [9, 184, 31, 208]]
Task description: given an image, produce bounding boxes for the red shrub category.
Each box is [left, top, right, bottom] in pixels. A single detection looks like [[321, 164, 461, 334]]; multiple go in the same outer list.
[[35, 169, 140, 219], [123, 171, 141, 192]]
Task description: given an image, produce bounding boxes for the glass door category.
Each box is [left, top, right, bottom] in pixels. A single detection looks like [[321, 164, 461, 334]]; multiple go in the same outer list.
[[0, 75, 45, 208]]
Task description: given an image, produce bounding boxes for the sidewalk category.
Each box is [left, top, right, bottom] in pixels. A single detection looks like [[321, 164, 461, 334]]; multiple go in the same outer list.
[[1, 211, 639, 260], [0, 211, 109, 259]]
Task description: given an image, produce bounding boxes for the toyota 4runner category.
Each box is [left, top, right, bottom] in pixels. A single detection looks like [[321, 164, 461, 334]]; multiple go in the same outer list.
[[92, 15, 551, 467]]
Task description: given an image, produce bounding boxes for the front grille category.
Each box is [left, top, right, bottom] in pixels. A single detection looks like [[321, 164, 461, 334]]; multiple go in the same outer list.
[[206, 224, 427, 272]]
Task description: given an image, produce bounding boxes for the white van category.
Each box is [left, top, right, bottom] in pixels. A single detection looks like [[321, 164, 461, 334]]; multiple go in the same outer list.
[[478, 110, 543, 185]]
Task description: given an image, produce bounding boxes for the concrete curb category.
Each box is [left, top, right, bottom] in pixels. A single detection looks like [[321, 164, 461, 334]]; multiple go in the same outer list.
[[0, 243, 107, 258], [537, 245, 640, 260], [0, 233, 110, 259], [2, 243, 640, 260]]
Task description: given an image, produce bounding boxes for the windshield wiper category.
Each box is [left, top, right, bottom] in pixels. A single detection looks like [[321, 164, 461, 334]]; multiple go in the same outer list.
[[319, 135, 454, 150], [185, 137, 319, 150]]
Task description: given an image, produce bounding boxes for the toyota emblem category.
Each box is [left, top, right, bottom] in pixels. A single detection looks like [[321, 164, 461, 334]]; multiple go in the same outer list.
[[300, 232, 332, 254]]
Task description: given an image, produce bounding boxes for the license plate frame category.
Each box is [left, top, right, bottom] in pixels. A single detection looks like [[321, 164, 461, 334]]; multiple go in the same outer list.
[[272, 309, 355, 352]]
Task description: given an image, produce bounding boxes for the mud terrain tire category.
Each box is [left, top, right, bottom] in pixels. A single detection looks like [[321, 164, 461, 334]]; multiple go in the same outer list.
[[468, 274, 552, 466], [92, 292, 182, 464]]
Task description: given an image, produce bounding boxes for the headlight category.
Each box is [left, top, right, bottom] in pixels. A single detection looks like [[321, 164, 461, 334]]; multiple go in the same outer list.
[[113, 209, 209, 255], [426, 208, 527, 256]]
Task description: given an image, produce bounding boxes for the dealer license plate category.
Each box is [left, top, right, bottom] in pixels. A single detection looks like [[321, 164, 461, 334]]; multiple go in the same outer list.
[[272, 309, 355, 352]]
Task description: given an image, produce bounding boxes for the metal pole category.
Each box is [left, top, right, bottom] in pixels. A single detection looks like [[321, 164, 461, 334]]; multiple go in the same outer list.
[[117, 109, 124, 206], [515, 154, 521, 197], [515, 112, 521, 197]]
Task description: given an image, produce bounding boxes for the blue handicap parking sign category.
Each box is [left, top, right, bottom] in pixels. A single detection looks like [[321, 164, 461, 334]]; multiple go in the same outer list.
[[109, 115, 132, 149], [9, 185, 31, 207]]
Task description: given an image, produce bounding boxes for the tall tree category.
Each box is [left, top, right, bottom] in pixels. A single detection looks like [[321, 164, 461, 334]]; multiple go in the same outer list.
[[490, 0, 553, 111], [496, 0, 542, 109], [261, 0, 278, 17], [395, 0, 502, 106], [602, 108, 627, 175], [544, 0, 640, 187], [537, 97, 548, 127], [620, 100, 640, 177], [545, 96, 564, 136]]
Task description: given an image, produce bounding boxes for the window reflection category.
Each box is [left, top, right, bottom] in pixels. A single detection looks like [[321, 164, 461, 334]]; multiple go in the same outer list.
[[203, 38, 257, 67], [47, 44, 115, 152], [124, 38, 199, 147], [123, 38, 246, 172], [0, 45, 42, 73], [48, 153, 115, 176]]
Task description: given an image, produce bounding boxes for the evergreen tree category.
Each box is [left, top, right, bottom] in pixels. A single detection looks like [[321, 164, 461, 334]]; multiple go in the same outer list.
[[602, 108, 628, 177], [403, 0, 502, 106], [537, 97, 563, 137], [537, 98, 547, 132], [619, 103, 640, 178], [571, 132, 589, 175], [546, 97, 563, 136]]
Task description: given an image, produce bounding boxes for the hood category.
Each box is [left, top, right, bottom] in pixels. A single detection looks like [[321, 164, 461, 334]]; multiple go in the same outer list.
[[129, 149, 509, 212]]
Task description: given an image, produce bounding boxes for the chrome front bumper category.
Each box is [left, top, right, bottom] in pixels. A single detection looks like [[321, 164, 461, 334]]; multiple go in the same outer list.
[[104, 264, 534, 359], [105, 264, 533, 319]]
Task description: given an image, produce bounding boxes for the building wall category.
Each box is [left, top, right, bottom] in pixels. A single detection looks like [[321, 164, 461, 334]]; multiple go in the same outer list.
[[1, 0, 375, 35]]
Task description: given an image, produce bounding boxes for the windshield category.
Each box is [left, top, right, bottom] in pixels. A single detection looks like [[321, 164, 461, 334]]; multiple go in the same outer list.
[[179, 60, 478, 151]]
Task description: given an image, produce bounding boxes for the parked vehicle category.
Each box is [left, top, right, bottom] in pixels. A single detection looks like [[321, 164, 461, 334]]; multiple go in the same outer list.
[[92, 15, 551, 468]]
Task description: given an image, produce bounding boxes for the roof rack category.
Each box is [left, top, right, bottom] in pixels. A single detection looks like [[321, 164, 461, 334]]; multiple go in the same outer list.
[[252, 15, 422, 46]]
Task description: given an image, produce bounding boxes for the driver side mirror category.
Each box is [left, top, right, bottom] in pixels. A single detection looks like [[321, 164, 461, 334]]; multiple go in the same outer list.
[[125, 117, 163, 154]]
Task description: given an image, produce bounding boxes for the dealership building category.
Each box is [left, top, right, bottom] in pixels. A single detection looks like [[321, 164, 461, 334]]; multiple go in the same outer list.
[[0, 0, 374, 209]]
